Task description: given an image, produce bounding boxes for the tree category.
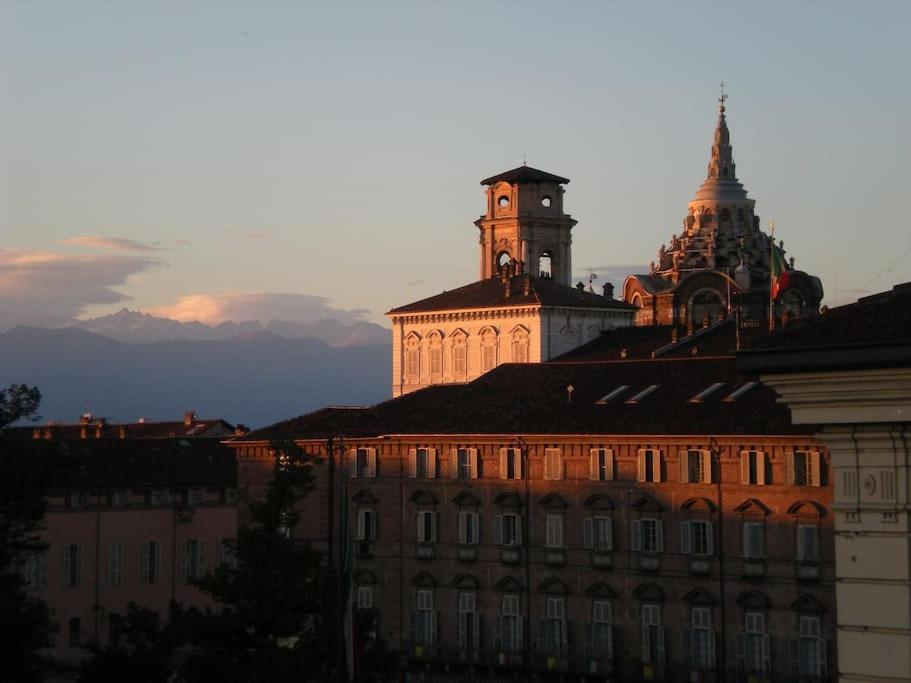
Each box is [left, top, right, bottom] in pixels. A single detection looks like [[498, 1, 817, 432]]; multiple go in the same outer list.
[[178, 439, 335, 682], [77, 603, 180, 683], [0, 384, 57, 683]]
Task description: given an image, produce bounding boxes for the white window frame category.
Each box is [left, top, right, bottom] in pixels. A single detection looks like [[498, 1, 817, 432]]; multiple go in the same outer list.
[[408, 448, 437, 479], [790, 450, 821, 487], [416, 510, 438, 543], [458, 591, 480, 652], [681, 519, 714, 556], [689, 607, 716, 670], [543, 448, 563, 481], [741, 450, 766, 485], [632, 517, 664, 553], [796, 615, 827, 678], [740, 611, 770, 675], [637, 449, 662, 483], [680, 449, 712, 484], [179, 538, 206, 582], [590, 600, 613, 660], [415, 589, 435, 646], [499, 448, 522, 480], [458, 510, 479, 545], [495, 512, 522, 546], [583, 515, 613, 551], [543, 596, 567, 655], [356, 508, 377, 542], [451, 448, 478, 480], [499, 594, 523, 654], [356, 585, 374, 610]]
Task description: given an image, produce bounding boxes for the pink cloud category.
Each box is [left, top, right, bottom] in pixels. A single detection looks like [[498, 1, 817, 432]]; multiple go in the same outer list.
[[59, 235, 160, 252], [149, 292, 368, 326]]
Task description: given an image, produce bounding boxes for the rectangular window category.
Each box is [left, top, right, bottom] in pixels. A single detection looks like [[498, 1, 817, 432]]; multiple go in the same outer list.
[[584, 515, 613, 550], [140, 541, 162, 585], [429, 347, 442, 376], [357, 509, 377, 541], [410, 447, 436, 479], [741, 451, 766, 485], [496, 513, 522, 546], [797, 616, 827, 678], [633, 518, 663, 553], [638, 449, 662, 483], [357, 585, 374, 610], [406, 347, 419, 378], [741, 612, 770, 675], [69, 617, 81, 647], [797, 525, 820, 562], [641, 604, 664, 664], [499, 448, 522, 480], [590, 448, 614, 481], [459, 592, 479, 652], [792, 451, 821, 487], [62, 544, 83, 589], [543, 597, 566, 655], [452, 448, 477, 480], [187, 488, 205, 505], [743, 522, 764, 559], [108, 543, 124, 586], [499, 594, 523, 654], [591, 600, 613, 660], [545, 514, 564, 548], [452, 344, 467, 375], [353, 447, 377, 478], [416, 511, 437, 543], [543, 448, 563, 480], [179, 539, 206, 582], [681, 450, 711, 484], [111, 489, 130, 507], [459, 510, 479, 545], [150, 489, 170, 506], [415, 589, 435, 646], [681, 520, 714, 556], [481, 344, 496, 373], [68, 491, 89, 508], [689, 607, 715, 670]]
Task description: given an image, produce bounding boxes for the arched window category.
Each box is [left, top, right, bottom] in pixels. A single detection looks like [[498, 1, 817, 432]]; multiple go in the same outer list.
[[451, 331, 467, 377], [428, 332, 443, 378], [689, 289, 724, 327], [538, 251, 553, 279], [480, 328, 497, 373], [631, 293, 643, 309], [510, 327, 528, 363], [405, 335, 421, 380], [497, 251, 512, 271]]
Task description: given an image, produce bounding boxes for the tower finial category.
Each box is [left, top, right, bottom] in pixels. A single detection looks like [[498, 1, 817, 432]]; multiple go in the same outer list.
[[718, 81, 727, 113]]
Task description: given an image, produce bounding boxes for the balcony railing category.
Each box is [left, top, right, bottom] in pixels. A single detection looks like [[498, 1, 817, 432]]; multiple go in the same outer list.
[[499, 546, 522, 564], [456, 545, 477, 562], [591, 550, 613, 569]]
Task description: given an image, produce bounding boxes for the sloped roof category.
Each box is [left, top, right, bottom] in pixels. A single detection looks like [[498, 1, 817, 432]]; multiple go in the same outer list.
[[388, 276, 635, 315], [1, 438, 237, 490], [480, 165, 569, 186], [238, 356, 808, 441], [3, 418, 235, 440]]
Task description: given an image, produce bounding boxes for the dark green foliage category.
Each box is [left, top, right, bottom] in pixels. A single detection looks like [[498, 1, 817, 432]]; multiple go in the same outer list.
[[0, 385, 56, 683], [77, 604, 180, 683]]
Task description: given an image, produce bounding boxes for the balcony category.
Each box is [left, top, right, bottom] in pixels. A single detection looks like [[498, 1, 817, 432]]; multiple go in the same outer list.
[[457, 545, 478, 562], [499, 546, 522, 565], [742, 559, 765, 578], [638, 553, 661, 572], [416, 543, 435, 560], [689, 556, 712, 575], [591, 551, 613, 569], [544, 548, 566, 567], [796, 561, 820, 581]]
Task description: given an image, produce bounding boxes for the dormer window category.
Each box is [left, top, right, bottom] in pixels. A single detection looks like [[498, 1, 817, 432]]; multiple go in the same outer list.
[[723, 381, 757, 402], [626, 385, 659, 404], [596, 386, 629, 403], [689, 383, 725, 403]]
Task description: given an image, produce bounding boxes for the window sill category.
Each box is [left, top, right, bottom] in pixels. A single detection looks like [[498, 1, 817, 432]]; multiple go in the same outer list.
[[796, 562, 820, 580], [356, 542, 375, 559], [689, 557, 712, 575], [638, 554, 661, 572]]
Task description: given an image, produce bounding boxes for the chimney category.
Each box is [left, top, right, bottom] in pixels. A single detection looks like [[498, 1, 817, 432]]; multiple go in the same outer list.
[[602, 282, 615, 300], [184, 410, 197, 427]]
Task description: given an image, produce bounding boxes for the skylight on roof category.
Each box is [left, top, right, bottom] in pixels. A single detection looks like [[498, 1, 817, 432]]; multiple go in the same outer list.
[[625, 385, 659, 404], [689, 382, 725, 403], [723, 381, 758, 402], [596, 385, 630, 404]]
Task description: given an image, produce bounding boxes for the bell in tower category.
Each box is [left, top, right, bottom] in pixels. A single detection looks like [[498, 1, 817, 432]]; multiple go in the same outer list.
[[474, 165, 577, 286]]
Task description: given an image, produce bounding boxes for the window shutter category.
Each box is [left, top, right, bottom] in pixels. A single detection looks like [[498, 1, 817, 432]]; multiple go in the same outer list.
[[556, 450, 563, 479], [450, 449, 459, 479], [679, 452, 689, 483], [75, 545, 82, 587], [62, 546, 71, 588], [584, 622, 593, 659], [178, 541, 188, 581], [786, 451, 795, 485], [427, 448, 437, 478], [140, 543, 149, 583], [735, 634, 745, 673], [515, 450, 523, 479], [583, 518, 593, 549], [469, 449, 478, 479], [516, 517, 523, 545], [631, 520, 641, 552], [742, 523, 750, 558], [589, 449, 599, 481], [367, 448, 377, 478], [499, 449, 508, 479], [706, 522, 714, 555], [637, 449, 646, 482], [416, 513, 423, 543], [349, 448, 357, 477], [652, 451, 662, 482], [605, 449, 614, 481], [494, 615, 503, 652], [563, 617, 570, 655], [473, 611, 480, 650], [762, 633, 771, 674], [433, 610, 439, 646], [153, 543, 162, 583], [431, 512, 438, 543], [656, 521, 664, 552], [741, 451, 750, 484], [708, 630, 717, 668], [494, 515, 503, 545], [682, 628, 692, 667], [681, 521, 691, 555], [810, 451, 821, 486], [458, 512, 467, 544], [702, 450, 712, 483], [408, 449, 417, 478], [757, 452, 766, 485]]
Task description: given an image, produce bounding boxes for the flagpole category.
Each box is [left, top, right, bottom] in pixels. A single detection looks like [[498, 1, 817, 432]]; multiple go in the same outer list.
[[769, 220, 776, 333]]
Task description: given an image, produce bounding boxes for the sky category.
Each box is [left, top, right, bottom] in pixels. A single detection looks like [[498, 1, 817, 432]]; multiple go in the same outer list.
[[2, 1, 910, 329]]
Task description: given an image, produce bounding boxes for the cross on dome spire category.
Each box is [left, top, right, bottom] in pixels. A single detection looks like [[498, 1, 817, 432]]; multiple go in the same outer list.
[[719, 81, 727, 112]]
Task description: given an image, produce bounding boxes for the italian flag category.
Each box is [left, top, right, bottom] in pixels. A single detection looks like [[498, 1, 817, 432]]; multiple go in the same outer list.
[[770, 242, 790, 300]]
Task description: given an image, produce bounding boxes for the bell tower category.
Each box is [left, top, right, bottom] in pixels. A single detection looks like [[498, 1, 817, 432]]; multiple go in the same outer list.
[[474, 165, 577, 286]]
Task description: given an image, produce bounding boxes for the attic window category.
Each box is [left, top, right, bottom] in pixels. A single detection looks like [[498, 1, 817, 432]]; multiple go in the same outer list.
[[723, 382, 758, 402], [625, 385, 659, 404], [689, 382, 725, 403], [596, 385, 630, 404]]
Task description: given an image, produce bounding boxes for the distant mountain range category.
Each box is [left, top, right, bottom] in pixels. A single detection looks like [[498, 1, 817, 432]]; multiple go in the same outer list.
[[0, 325, 391, 428], [68, 308, 390, 347]]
